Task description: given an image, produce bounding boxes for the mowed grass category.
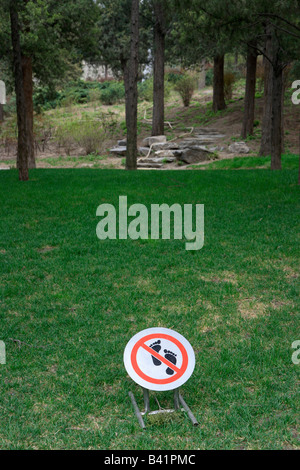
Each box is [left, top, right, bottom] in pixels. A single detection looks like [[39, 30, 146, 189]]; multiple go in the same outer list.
[[201, 153, 299, 170], [0, 168, 299, 450]]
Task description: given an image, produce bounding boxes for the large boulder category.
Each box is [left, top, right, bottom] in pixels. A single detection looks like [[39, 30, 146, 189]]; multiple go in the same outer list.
[[110, 146, 152, 157], [174, 147, 214, 164], [154, 150, 175, 160], [151, 141, 180, 151], [109, 146, 127, 157], [142, 135, 167, 147], [138, 147, 152, 156], [228, 142, 250, 154]]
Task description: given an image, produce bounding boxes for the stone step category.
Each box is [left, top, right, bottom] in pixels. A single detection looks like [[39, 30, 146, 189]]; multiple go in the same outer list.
[[109, 147, 152, 157], [142, 135, 167, 147], [137, 162, 163, 169]]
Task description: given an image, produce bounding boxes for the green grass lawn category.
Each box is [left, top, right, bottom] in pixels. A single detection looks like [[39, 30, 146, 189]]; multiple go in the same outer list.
[[0, 169, 299, 450], [201, 153, 299, 170]]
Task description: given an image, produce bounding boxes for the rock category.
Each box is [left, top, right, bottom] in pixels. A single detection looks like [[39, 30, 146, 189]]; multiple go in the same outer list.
[[174, 147, 214, 164], [139, 156, 176, 164], [109, 146, 127, 156], [110, 146, 152, 157], [194, 133, 225, 139], [118, 139, 127, 146], [138, 162, 163, 169], [208, 145, 225, 152], [192, 127, 221, 135], [138, 147, 151, 156], [142, 135, 167, 147], [151, 142, 179, 151], [154, 150, 175, 160], [228, 142, 250, 154], [180, 138, 216, 148]]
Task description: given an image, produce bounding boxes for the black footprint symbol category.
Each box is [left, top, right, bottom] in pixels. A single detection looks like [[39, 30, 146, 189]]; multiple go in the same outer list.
[[164, 349, 177, 376], [150, 340, 162, 366]]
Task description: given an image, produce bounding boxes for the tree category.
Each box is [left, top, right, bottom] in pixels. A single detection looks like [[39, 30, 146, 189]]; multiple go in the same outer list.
[[9, 0, 29, 181], [1, 0, 101, 177], [213, 54, 226, 112], [125, 0, 139, 170], [152, 1, 167, 136], [241, 41, 257, 139]]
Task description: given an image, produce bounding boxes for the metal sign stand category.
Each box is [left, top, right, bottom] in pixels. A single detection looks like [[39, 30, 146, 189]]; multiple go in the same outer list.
[[129, 388, 199, 429]]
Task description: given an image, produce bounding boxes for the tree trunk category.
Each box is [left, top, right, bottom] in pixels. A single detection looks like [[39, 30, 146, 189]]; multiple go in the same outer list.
[[152, 1, 165, 136], [298, 131, 300, 185], [125, 0, 139, 171], [271, 64, 283, 170], [259, 23, 284, 166], [213, 55, 226, 112], [241, 45, 257, 139], [259, 23, 273, 157], [10, 1, 29, 181], [22, 56, 36, 168], [259, 54, 272, 156]]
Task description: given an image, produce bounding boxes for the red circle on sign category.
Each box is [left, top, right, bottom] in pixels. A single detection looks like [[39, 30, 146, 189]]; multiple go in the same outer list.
[[131, 333, 189, 385]]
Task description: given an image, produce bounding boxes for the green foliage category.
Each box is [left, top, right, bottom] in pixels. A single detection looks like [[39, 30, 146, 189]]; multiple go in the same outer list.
[[165, 70, 184, 84], [32, 81, 125, 111], [100, 82, 125, 105], [97, 0, 151, 76], [54, 112, 119, 156], [174, 73, 197, 107], [290, 61, 300, 81], [138, 77, 173, 102], [205, 69, 214, 87]]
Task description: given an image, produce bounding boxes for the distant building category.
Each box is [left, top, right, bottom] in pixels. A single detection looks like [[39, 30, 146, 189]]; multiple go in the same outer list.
[[82, 61, 114, 82]]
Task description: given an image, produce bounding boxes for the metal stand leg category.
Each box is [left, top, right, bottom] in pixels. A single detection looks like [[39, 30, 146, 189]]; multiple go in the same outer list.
[[178, 393, 199, 426], [129, 388, 199, 429], [129, 392, 146, 430], [143, 388, 151, 413], [174, 388, 180, 410]]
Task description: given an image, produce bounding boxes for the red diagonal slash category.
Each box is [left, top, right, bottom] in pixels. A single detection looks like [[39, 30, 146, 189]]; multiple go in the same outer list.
[[142, 343, 181, 374]]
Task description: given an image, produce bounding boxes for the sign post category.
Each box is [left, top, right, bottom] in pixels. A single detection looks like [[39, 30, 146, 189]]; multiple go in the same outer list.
[[124, 328, 198, 428]]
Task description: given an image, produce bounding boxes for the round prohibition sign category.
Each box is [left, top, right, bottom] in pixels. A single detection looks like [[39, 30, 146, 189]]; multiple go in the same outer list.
[[124, 328, 196, 392]]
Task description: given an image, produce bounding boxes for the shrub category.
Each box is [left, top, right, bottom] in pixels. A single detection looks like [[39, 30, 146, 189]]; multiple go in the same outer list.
[[100, 82, 125, 105], [224, 72, 236, 100], [205, 68, 214, 87], [165, 70, 184, 84], [55, 112, 119, 156], [74, 120, 105, 155], [138, 77, 173, 102], [174, 74, 197, 107]]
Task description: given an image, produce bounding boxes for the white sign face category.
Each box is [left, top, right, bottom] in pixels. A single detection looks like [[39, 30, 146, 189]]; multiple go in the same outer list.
[[0, 81, 6, 105], [124, 328, 195, 392]]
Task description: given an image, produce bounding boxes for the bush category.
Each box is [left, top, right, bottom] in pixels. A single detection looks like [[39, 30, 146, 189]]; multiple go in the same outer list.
[[165, 70, 184, 84], [33, 86, 60, 112], [205, 68, 214, 87], [33, 80, 125, 111], [224, 72, 236, 100], [138, 77, 173, 102], [174, 74, 197, 107], [56, 119, 105, 155], [55, 112, 119, 156], [100, 82, 125, 105]]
